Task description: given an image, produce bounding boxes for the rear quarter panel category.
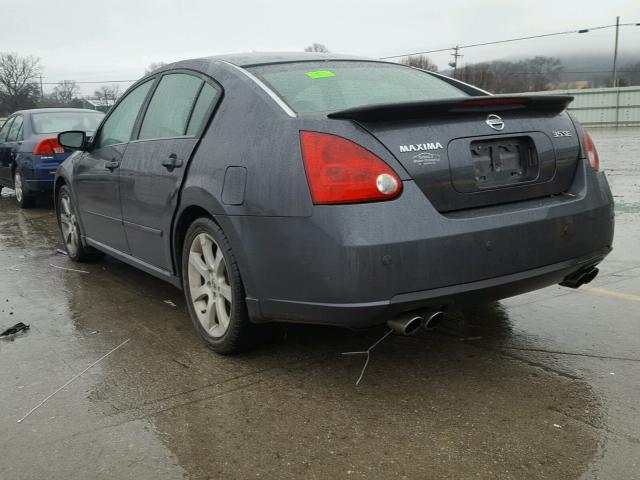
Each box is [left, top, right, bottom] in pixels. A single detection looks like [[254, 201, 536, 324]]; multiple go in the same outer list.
[[182, 66, 313, 217]]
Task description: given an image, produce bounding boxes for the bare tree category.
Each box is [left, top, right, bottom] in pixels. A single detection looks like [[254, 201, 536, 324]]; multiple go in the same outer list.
[[620, 62, 640, 87], [523, 56, 563, 91], [304, 43, 329, 53], [454, 56, 564, 93], [0, 53, 41, 114], [52, 80, 80, 105], [93, 84, 121, 104], [456, 62, 498, 91], [144, 62, 167, 75], [400, 55, 438, 72]]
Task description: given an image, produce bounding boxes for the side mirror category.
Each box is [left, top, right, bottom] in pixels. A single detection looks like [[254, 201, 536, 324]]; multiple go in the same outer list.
[[58, 130, 86, 150]]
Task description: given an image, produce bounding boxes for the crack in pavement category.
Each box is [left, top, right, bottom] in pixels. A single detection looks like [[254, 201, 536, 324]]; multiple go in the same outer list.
[[503, 346, 640, 363], [27, 352, 332, 449]]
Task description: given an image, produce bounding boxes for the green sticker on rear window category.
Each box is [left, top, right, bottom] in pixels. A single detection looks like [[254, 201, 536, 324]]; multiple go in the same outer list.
[[306, 70, 335, 79]]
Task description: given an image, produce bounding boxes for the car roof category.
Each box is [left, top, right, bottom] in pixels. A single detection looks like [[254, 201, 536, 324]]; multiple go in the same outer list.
[[157, 52, 379, 74], [10, 108, 103, 116], [205, 52, 373, 67]]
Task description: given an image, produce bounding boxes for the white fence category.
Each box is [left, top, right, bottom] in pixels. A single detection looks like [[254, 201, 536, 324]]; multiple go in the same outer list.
[[531, 86, 640, 127]]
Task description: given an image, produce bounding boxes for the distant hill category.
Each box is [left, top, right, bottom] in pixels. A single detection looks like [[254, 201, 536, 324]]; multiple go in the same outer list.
[[540, 52, 638, 85], [442, 50, 640, 89]]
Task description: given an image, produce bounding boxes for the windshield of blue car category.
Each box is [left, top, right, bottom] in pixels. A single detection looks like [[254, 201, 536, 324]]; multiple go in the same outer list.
[[31, 112, 104, 134], [248, 61, 469, 114]]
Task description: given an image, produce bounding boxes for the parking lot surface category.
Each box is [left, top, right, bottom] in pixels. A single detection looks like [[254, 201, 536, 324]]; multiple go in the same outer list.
[[0, 128, 638, 480]]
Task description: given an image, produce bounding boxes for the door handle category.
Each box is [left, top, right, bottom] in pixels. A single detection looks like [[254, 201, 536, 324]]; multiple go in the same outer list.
[[161, 153, 183, 171], [105, 159, 120, 171]]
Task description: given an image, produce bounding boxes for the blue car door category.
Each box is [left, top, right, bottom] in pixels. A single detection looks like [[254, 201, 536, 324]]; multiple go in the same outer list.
[[0, 116, 16, 184]]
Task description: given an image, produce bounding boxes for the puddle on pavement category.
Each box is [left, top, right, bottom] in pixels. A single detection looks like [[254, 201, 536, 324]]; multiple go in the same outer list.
[[0, 181, 613, 479]]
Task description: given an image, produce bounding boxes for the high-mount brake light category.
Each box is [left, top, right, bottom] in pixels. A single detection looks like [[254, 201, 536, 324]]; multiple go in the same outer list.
[[462, 98, 528, 107], [582, 129, 600, 171], [300, 131, 402, 205], [33, 138, 65, 155]]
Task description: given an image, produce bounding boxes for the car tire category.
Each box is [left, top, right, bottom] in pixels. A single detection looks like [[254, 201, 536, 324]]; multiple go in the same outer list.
[[56, 185, 93, 262], [182, 217, 255, 354], [14, 170, 35, 209]]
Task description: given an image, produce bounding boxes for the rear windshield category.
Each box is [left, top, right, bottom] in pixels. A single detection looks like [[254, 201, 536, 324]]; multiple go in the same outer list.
[[31, 111, 104, 134], [248, 61, 468, 114]]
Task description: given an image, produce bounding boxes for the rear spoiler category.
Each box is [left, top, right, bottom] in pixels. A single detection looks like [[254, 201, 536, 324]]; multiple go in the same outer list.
[[327, 95, 574, 122]]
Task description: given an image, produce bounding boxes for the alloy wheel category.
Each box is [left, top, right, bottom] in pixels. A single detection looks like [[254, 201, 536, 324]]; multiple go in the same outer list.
[[14, 171, 23, 204], [188, 233, 233, 338], [59, 193, 80, 257]]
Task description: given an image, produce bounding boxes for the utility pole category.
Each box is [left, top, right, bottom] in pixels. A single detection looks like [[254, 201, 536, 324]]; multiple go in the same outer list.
[[39, 75, 44, 98], [612, 16, 620, 88], [449, 46, 463, 78]]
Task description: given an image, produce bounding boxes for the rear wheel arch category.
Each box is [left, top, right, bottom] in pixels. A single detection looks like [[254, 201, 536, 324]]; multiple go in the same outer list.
[[172, 202, 254, 299], [13, 154, 33, 178], [173, 205, 214, 272], [172, 185, 226, 272]]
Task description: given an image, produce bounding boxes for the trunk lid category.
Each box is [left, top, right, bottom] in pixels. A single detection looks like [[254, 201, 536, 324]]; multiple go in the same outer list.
[[329, 95, 580, 212]]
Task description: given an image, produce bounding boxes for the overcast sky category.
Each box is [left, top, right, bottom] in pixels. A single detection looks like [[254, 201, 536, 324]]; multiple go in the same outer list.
[[1, 0, 639, 95]]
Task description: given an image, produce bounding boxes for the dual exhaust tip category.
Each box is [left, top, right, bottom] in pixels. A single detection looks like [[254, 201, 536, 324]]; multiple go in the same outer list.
[[560, 266, 599, 289], [387, 310, 445, 336], [387, 266, 601, 335]]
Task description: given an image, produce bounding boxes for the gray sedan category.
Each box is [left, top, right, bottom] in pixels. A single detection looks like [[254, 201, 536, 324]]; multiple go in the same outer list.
[[54, 53, 614, 353]]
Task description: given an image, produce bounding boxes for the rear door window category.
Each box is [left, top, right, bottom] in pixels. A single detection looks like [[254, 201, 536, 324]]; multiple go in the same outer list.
[[0, 117, 14, 143], [139, 73, 203, 140], [96, 79, 154, 148], [186, 83, 220, 136], [249, 61, 468, 114], [6, 116, 23, 142]]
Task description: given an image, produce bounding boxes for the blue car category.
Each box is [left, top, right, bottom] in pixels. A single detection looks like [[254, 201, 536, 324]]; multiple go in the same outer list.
[[0, 108, 104, 207]]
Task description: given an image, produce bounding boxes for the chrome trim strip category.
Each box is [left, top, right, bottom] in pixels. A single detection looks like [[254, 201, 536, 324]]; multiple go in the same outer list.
[[219, 60, 297, 118]]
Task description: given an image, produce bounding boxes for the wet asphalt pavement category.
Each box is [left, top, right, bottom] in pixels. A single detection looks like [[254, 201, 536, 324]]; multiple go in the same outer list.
[[0, 128, 638, 480]]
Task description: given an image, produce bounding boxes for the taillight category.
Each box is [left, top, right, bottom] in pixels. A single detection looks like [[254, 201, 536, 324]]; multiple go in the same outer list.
[[33, 138, 65, 155], [300, 131, 402, 205], [582, 129, 600, 171]]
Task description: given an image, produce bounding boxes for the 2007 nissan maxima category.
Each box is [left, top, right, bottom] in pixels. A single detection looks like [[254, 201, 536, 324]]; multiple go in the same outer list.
[[54, 53, 614, 353]]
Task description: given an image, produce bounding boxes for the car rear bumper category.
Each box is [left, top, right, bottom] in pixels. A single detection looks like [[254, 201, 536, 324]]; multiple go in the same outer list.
[[226, 159, 614, 328], [21, 152, 64, 183], [17, 153, 59, 194], [249, 249, 608, 328]]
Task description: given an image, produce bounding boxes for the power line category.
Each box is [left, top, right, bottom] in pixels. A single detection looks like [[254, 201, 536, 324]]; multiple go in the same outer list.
[[457, 70, 640, 75], [380, 21, 640, 59], [36, 79, 137, 85], [20, 22, 640, 88], [34, 71, 640, 87], [513, 70, 640, 75]]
